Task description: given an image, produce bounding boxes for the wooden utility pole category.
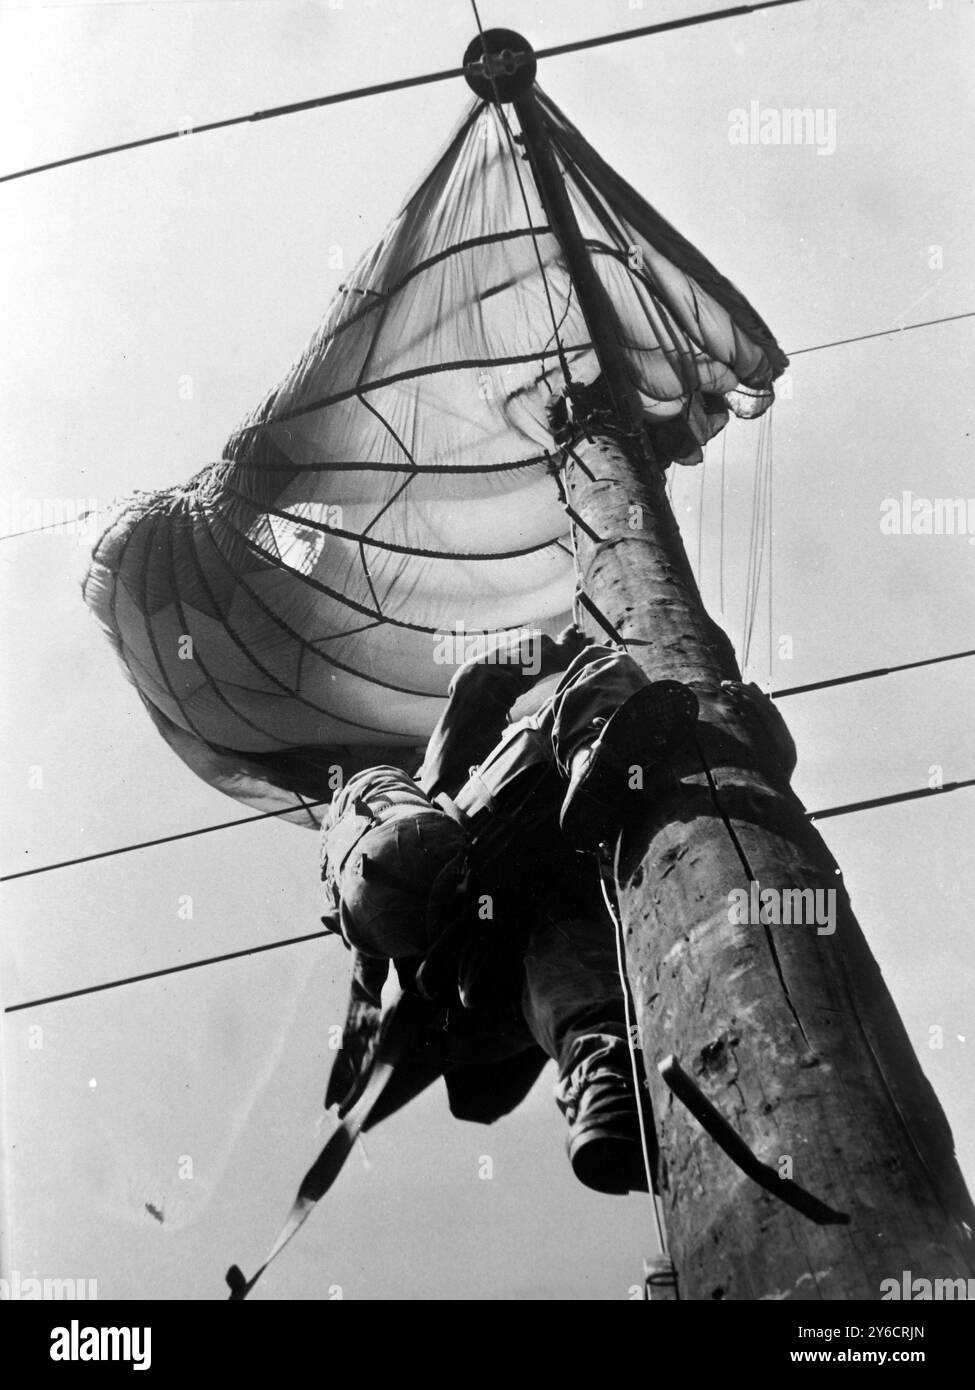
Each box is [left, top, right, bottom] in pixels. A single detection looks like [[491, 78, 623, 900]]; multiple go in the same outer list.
[[466, 31, 975, 1300]]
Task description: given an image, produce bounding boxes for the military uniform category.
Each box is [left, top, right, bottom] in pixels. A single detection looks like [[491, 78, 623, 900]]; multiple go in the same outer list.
[[321, 636, 683, 1191]]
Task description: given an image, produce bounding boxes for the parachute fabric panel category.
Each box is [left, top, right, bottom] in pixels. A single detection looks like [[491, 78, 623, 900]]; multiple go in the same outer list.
[[84, 88, 786, 821]]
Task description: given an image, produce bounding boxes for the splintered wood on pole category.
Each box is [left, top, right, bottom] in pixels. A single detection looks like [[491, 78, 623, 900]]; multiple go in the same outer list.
[[464, 32, 975, 1300]]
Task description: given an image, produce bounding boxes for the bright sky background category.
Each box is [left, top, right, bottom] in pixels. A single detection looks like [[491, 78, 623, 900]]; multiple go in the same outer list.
[[1, 0, 973, 1301]]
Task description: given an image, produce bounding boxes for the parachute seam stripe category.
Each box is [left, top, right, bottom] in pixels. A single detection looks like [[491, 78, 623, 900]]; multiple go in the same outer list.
[[223, 488, 568, 562], [162, 503, 300, 750], [229, 346, 588, 434], [131, 509, 217, 747], [227, 453, 551, 475], [491, 91, 574, 387], [567, 160, 703, 368], [535, 262, 576, 391], [304, 225, 554, 363], [315, 619, 387, 644], [195, 500, 479, 651], [184, 503, 428, 718], [532, 109, 726, 387], [353, 392, 420, 543], [575, 214, 721, 382], [358, 541, 383, 619], [536, 85, 788, 370], [208, 510, 561, 637], [195, 499, 560, 705], [351, 246, 404, 420], [191, 500, 449, 705]]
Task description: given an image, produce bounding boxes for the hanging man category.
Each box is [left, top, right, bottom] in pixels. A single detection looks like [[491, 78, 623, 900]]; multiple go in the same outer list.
[[320, 627, 699, 1194]]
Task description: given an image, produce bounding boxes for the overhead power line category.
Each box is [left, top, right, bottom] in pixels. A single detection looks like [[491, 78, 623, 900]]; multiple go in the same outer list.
[[5, 775, 973, 1015], [534, 1, 805, 63], [0, 66, 466, 185], [3, 929, 329, 1015], [808, 778, 975, 823], [0, 307, 969, 552], [3, 707, 974, 884], [788, 311, 975, 358], [0, 309, 969, 549], [0, 0, 805, 184], [773, 647, 975, 699], [0, 515, 98, 542], [0, 800, 329, 883], [1, 640, 972, 882]]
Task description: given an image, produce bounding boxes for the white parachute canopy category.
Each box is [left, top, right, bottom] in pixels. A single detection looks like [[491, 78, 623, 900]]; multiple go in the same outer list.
[[84, 87, 787, 823]]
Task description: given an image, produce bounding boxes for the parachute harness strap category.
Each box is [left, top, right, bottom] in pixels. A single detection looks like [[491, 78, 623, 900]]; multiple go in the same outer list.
[[597, 838, 678, 1301], [225, 989, 417, 1300]]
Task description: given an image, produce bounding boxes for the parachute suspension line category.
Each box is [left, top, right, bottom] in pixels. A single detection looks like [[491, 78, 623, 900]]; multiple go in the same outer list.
[[741, 412, 772, 674], [546, 450, 575, 612], [348, 308, 424, 585], [757, 411, 775, 682], [740, 419, 760, 666], [538, 275, 577, 392], [468, 1, 575, 391], [696, 446, 707, 588], [8, 772, 972, 887], [767, 410, 775, 690], [598, 840, 676, 1295], [741, 409, 774, 680], [598, 851, 663, 1212], [550, 447, 631, 649], [495, 108, 575, 391], [738, 445, 753, 662], [491, 109, 574, 390], [554, 461, 585, 634], [348, 391, 420, 617], [755, 418, 772, 676], [718, 428, 727, 614]]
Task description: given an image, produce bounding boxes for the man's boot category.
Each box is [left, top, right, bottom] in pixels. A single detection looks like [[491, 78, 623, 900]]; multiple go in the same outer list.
[[559, 679, 699, 853], [556, 1039, 655, 1195]]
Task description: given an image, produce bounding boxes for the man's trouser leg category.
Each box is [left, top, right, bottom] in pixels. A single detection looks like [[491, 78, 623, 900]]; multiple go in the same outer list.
[[519, 909, 651, 1194], [542, 646, 699, 853], [520, 914, 630, 1090], [488, 820, 651, 1195], [542, 647, 649, 773]]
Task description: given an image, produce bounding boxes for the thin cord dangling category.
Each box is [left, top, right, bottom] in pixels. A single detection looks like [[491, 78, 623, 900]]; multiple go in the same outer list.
[[597, 841, 670, 1261]]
